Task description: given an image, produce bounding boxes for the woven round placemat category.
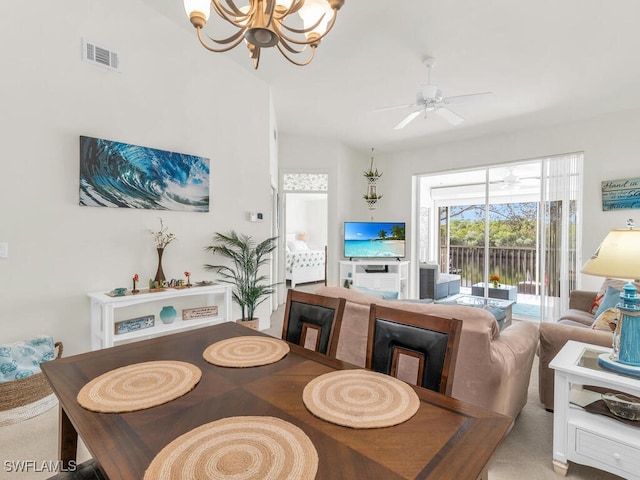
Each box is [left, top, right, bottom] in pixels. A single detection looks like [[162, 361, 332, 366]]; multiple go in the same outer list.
[[203, 336, 290, 368], [302, 369, 420, 429], [144, 416, 318, 480], [77, 361, 201, 413]]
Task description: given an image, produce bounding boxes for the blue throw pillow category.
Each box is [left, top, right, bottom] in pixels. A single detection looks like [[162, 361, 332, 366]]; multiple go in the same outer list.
[[594, 286, 621, 318], [352, 286, 399, 300], [0, 336, 55, 383]]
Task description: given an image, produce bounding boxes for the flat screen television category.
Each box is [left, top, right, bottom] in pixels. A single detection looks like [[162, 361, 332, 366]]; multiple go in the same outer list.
[[344, 221, 406, 259]]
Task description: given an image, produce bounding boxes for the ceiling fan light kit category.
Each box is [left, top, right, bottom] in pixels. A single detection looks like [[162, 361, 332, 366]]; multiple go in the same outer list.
[[183, 0, 344, 69], [379, 56, 493, 129]]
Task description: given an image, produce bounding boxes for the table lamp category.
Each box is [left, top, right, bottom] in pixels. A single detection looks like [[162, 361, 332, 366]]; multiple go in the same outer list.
[[581, 221, 640, 373]]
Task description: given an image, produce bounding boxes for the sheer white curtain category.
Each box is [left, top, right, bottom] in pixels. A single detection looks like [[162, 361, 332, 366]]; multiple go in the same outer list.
[[539, 152, 583, 322]]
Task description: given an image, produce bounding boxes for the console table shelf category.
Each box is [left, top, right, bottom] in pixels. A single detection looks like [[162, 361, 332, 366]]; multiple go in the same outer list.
[[339, 260, 410, 299], [89, 284, 232, 350]]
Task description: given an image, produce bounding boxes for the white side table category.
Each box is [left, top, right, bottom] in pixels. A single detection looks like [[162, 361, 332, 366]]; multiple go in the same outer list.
[[550, 340, 640, 479]]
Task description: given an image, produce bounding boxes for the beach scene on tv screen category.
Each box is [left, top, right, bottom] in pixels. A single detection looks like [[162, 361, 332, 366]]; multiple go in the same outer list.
[[344, 222, 405, 258]]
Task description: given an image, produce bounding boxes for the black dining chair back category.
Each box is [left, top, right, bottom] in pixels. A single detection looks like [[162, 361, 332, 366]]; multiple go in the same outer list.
[[281, 290, 346, 357], [366, 304, 462, 396]]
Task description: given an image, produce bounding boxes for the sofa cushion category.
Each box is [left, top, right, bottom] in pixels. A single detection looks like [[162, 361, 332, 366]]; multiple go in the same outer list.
[[557, 308, 595, 327]]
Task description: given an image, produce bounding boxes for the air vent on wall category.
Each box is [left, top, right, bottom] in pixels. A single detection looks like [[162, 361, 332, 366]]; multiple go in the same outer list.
[[82, 39, 120, 72]]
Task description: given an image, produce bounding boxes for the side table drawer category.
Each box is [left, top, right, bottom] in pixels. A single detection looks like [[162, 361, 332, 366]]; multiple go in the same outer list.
[[570, 423, 640, 477]]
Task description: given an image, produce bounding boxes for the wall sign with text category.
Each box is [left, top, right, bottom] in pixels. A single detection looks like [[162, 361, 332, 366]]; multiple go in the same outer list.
[[601, 177, 640, 211]]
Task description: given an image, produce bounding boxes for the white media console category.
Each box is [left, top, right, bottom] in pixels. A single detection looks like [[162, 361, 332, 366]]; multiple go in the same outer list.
[[338, 260, 410, 299]]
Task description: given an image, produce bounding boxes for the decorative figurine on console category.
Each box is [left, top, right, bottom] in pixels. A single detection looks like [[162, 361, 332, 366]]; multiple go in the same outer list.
[[132, 273, 140, 294], [612, 282, 640, 366], [148, 278, 166, 290], [150, 218, 176, 285]]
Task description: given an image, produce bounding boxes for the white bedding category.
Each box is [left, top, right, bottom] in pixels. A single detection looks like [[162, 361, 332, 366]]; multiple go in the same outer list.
[[286, 249, 325, 273], [285, 241, 325, 288]]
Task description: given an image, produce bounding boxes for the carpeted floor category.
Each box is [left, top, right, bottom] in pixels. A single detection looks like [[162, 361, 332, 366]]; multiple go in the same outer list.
[[0, 285, 624, 480]]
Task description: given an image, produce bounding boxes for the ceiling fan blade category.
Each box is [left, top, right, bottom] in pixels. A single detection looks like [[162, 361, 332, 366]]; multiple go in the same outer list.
[[374, 103, 416, 112], [435, 107, 464, 125], [394, 110, 422, 130], [443, 92, 494, 104]]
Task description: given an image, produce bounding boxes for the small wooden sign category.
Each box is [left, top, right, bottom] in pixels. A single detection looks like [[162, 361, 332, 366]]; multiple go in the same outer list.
[[601, 177, 640, 211], [115, 315, 155, 335], [182, 306, 218, 321]]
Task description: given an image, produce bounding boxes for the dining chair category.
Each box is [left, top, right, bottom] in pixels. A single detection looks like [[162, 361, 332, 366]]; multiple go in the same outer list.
[[281, 290, 346, 357], [366, 304, 463, 396]]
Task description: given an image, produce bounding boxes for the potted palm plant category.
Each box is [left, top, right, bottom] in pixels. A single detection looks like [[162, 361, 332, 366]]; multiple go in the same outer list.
[[204, 231, 278, 329]]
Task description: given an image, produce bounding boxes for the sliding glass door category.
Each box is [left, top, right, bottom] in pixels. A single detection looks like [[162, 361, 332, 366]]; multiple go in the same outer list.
[[417, 154, 582, 321]]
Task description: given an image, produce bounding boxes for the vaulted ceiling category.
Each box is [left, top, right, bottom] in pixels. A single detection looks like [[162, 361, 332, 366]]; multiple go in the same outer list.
[[146, 0, 640, 153]]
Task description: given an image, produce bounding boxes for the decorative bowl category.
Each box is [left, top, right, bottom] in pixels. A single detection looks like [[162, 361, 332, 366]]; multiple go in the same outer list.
[[602, 392, 640, 421]]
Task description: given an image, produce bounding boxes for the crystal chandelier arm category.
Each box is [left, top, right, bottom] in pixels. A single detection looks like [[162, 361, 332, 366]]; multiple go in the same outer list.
[[197, 26, 247, 52], [276, 42, 316, 66]]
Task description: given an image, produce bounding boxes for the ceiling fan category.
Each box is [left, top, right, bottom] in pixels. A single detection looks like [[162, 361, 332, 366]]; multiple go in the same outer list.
[[492, 168, 540, 189], [377, 57, 494, 130]]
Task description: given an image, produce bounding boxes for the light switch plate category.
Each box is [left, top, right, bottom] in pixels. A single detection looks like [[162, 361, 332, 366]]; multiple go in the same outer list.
[[0, 242, 8, 258]]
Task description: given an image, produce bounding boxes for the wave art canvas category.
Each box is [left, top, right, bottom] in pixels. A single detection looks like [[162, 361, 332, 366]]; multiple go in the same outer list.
[[79, 136, 210, 212]]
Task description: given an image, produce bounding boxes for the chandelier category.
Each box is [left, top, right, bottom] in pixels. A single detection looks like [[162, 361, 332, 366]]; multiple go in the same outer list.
[[183, 0, 345, 69]]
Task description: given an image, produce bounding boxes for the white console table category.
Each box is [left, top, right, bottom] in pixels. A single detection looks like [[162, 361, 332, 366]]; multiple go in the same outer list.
[[339, 260, 410, 299], [89, 284, 232, 350], [550, 340, 640, 479]]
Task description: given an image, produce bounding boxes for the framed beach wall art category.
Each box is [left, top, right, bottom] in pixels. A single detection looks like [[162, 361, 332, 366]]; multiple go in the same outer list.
[[601, 177, 640, 211], [79, 136, 210, 212]]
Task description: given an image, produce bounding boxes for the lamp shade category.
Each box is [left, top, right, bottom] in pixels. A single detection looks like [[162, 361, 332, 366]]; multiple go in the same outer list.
[[581, 229, 640, 279]]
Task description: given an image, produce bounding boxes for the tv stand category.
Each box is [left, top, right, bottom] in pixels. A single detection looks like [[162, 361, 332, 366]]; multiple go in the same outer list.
[[339, 260, 410, 298]]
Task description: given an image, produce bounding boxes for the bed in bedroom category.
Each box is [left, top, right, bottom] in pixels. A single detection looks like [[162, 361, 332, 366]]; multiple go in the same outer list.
[[286, 239, 326, 288]]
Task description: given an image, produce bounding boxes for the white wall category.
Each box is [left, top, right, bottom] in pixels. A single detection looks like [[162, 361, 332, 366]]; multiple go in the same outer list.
[[0, 0, 274, 353], [285, 193, 328, 251], [281, 109, 640, 297], [384, 108, 640, 292]]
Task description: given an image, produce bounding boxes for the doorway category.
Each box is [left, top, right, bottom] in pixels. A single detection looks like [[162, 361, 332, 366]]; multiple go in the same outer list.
[[280, 172, 329, 298]]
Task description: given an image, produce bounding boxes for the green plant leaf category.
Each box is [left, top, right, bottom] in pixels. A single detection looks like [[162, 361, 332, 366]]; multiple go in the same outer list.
[[204, 231, 278, 321]]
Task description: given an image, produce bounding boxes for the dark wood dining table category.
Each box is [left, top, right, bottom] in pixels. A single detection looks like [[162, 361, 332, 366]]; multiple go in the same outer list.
[[41, 322, 511, 479]]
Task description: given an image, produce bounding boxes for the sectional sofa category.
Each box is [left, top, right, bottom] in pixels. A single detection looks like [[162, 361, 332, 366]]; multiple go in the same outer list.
[[315, 286, 540, 420]]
